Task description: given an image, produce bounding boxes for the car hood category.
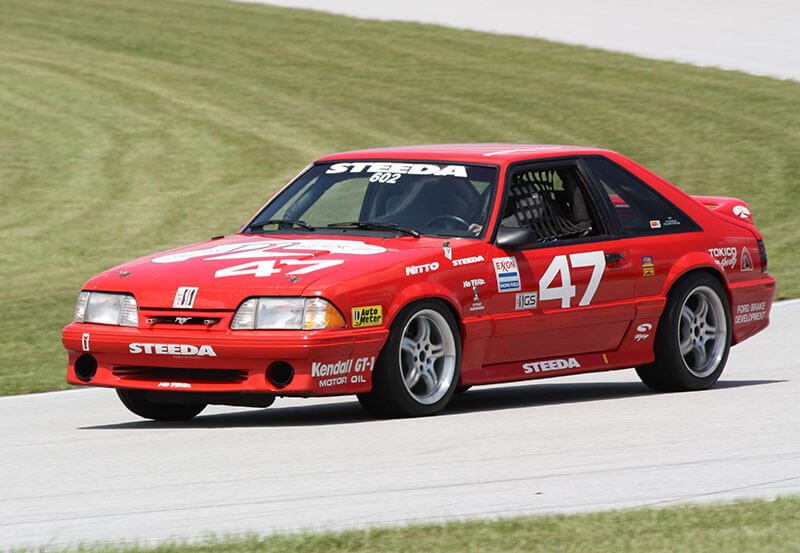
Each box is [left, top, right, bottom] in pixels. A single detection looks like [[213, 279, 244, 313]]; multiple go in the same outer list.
[[83, 233, 462, 309]]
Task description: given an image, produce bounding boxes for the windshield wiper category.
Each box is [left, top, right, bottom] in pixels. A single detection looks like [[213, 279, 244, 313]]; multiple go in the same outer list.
[[246, 219, 315, 231], [327, 221, 420, 238]]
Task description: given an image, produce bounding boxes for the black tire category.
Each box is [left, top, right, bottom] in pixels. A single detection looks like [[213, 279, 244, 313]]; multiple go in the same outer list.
[[357, 300, 461, 418], [116, 389, 206, 421], [636, 273, 731, 392], [454, 385, 472, 394]]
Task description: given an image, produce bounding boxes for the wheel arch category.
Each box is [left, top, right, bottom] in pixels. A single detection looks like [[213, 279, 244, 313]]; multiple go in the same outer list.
[[661, 252, 731, 304]]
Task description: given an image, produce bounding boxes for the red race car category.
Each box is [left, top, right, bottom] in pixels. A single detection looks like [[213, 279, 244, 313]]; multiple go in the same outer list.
[[62, 144, 776, 420]]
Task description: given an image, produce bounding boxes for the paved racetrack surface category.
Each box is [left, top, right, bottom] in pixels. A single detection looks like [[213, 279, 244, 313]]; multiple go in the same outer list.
[[241, 0, 800, 81], [2, 299, 798, 550]]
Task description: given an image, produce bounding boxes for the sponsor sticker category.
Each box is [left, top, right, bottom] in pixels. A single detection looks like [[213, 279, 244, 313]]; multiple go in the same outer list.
[[708, 247, 737, 270], [173, 287, 198, 309], [312, 356, 375, 387], [741, 247, 753, 271], [492, 257, 521, 293], [157, 382, 191, 389], [642, 256, 655, 277], [352, 305, 383, 328], [733, 205, 751, 219], [452, 255, 485, 266], [406, 262, 439, 276], [523, 357, 580, 374], [463, 278, 486, 288], [128, 343, 217, 356], [325, 162, 468, 178], [735, 302, 767, 324], [635, 323, 653, 342], [81, 333, 90, 352], [649, 220, 662, 229], [515, 292, 538, 310]]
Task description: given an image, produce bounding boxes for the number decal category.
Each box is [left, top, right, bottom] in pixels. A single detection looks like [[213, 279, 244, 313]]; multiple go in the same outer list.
[[538, 251, 605, 308], [568, 251, 605, 306], [214, 259, 344, 278], [539, 255, 576, 308], [369, 172, 401, 183]]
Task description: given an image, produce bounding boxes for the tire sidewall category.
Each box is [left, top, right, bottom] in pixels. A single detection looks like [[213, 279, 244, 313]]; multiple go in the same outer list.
[[656, 273, 732, 390], [373, 299, 462, 417]]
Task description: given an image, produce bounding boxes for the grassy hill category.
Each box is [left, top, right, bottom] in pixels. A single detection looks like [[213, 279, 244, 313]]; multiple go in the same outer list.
[[1, 0, 798, 395]]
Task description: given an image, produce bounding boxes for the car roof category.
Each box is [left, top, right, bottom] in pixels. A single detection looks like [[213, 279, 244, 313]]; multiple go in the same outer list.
[[315, 144, 615, 164]]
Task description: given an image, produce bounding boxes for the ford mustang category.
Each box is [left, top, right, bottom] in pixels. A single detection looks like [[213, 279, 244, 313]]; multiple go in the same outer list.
[[62, 144, 776, 420]]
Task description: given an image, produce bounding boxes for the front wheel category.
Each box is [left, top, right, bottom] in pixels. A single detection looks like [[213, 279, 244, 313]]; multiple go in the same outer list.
[[358, 300, 461, 417], [636, 273, 731, 392], [117, 389, 207, 421]]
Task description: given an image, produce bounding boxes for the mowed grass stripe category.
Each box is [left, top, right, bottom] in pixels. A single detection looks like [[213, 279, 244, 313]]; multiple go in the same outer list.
[[0, 0, 798, 395], [18, 497, 800, 553]]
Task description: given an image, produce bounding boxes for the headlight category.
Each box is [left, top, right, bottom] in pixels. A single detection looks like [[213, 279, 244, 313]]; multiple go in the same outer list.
[[74, 291, 138, 327], [231, 297, 345, 330]]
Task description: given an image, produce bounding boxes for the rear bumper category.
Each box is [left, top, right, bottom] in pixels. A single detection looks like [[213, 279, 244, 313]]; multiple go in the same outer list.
[[729, 275, 776, 344], [62, 322, 388, 396]]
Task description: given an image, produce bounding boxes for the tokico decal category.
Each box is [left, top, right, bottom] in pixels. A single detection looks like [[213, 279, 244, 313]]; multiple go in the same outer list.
[[128, 343, 217, 356], [523, 357, 581, 374], [708, 247, 737, 270]]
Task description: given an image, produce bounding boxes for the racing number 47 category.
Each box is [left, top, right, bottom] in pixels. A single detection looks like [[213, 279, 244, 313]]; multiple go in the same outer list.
[[539, 251, 605, 308]]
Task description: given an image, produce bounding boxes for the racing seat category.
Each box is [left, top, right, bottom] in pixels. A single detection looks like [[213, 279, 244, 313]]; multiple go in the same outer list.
[[509, 169, 592, 241]]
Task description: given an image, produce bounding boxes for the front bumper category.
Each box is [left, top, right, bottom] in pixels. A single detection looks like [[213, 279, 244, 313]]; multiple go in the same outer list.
[[63, 321, 388, 396]]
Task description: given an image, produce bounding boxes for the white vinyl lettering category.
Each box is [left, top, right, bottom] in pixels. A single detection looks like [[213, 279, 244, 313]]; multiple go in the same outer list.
[[539, 251, 605, 308], [539, 255, 576, 309]]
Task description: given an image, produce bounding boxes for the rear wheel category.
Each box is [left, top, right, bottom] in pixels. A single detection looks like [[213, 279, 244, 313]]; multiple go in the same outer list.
[[116, 389, 206, 421], [636, 273, 731, 392], [358, 300, 460, 417]]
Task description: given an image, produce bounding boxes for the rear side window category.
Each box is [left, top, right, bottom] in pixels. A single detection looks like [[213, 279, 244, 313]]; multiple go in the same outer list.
[[585, 157, 697, 235]]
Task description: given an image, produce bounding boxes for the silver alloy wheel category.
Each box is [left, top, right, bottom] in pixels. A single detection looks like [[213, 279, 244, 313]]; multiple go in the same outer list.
[[398, 309, 457, 405], [678, 285, 727, 378]]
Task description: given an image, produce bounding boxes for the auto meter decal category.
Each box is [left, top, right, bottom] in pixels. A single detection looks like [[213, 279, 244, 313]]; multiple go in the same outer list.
[[351, 305, 383, 328]]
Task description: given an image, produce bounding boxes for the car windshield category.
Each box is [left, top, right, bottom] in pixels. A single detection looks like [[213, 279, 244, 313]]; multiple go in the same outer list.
[[245, 161, 499, 238]]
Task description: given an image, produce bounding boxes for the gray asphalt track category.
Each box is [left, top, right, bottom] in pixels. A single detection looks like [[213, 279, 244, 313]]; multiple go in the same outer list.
[[2, 300, 798, 550], [242, 0, 800, 81]]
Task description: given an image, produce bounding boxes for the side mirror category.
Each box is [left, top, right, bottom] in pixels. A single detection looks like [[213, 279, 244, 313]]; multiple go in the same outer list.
[[495, 226, 537, 249]]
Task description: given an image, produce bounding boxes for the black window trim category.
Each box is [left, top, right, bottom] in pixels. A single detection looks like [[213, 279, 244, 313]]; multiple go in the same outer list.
[[579, 154, 703, 237], [490, 155, 616, 250]]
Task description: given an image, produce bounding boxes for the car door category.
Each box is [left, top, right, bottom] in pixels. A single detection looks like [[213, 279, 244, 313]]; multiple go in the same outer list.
[[483, 158, 637, 364]]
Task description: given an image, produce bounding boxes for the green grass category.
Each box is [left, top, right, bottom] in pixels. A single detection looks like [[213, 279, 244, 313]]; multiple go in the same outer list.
[[1, 0, 798, 395], [20, 497, 800, 553]]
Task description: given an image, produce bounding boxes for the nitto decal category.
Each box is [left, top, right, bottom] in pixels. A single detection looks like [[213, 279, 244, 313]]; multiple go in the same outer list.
[[452, 255, 485, 266], [735, 302, 767, 324], [352, 305, 382, 328], [708, 247, 737, 270], [128, 343, 217, 356], [741, 247, 753, 271], [406, 262, 439, 276], [81, 333, 90, 352], [515, 292, 538, 310], [492, 257, 521, 293], [523, 357, 581, 374], [325, 162, 468, 178], [172, 286, 198, 309]]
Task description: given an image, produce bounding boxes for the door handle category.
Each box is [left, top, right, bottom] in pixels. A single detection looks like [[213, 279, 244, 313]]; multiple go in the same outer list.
[[605, 252, 624, 265]]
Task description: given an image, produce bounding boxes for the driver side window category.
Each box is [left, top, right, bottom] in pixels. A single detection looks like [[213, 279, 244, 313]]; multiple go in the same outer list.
[[502, 163, 601, 243]]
